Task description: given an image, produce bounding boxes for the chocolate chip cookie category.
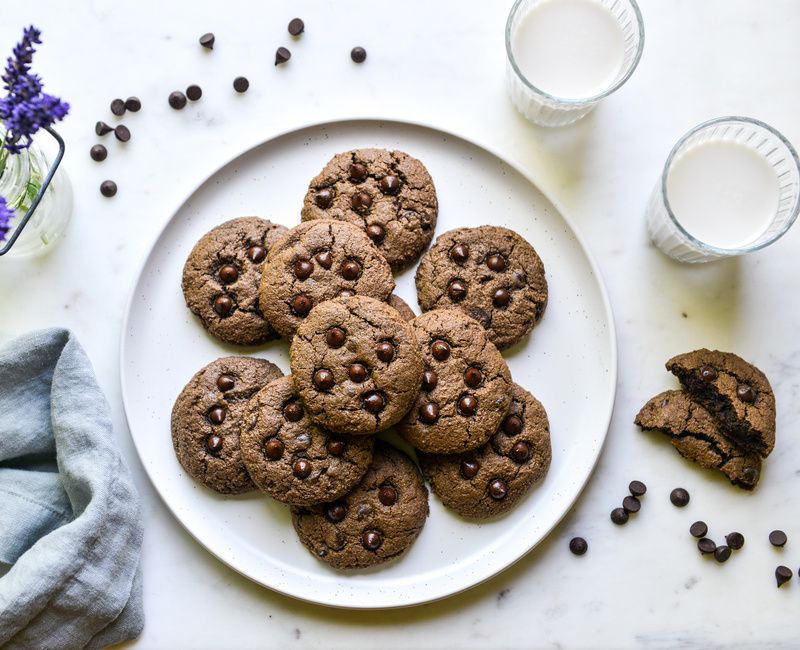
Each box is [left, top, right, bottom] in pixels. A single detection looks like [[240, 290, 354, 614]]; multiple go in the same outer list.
[[635, 390, 762, 490], [666, 349, 776, 456], [290, 296, 423, 435], [240, 376, 374, 505], [291, 442, 429, 570], [419, 383, 551, 519], [171, 356, 284, 494], [182, 217, 287, 345], [415, 226, 548, 350], [398, 308, 512, 454], [301, 148, 438, 271], [387, 293, 416, 322], [259, 220, 394, 338]]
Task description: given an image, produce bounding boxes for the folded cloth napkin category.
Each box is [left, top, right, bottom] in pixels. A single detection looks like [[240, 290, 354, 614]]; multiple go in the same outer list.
[[0, 328, 144, 649]]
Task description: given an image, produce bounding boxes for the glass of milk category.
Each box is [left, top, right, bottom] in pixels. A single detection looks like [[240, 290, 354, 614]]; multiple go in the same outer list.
[[505, 0, 644, 127], [646, 117, 800, 263]]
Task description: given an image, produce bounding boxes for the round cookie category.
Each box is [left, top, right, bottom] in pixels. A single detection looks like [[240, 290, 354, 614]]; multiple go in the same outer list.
[[419, 383, 551, 519], [415, 226, 548, 350], [291, 442, 429, 570], [387, 293, 416, 322], [301, 148, 438, 271], [182, 217, 287, 345], [171, 356, 284, 494], [290, 296, 424, 435], [240, 376, 374, 505], [398, 308, 512, 454], [259, 220, 394, 338]]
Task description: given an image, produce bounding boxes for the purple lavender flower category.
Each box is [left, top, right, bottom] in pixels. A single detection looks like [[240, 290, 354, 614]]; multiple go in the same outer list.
[[0, 26, 69, 153], [0, 196, 13, 242]]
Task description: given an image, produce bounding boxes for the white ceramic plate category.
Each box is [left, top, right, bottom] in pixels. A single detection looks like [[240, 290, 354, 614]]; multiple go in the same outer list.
[[121, 119, 617, 609]]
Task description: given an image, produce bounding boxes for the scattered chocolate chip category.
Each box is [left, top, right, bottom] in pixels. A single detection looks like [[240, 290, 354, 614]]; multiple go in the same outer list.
[[168, 91, 187, 109], [348, 363, 368, 383], [489, 479, 508, 500], [326, 327, 346, 348], [341, 259, 362, 280], [125, 96, 141, 112], [737, 384, 756, 403], [610, 507, 628, 525], [622, 496, 641, 514], [294, 259, 313, 279], [421, 370, 438, 392], [291, 294, 312, 316], [349, 163, 368, 182], [114, 125, 131, 142], [486, 254, 506, 272], [214, 295, 234, 316], [90, 144, 107, 162], [492, 288, 511, 308], [293, 458, 312, 478], [629, 480, 647, 496], [199, 32, 215, 49], [509, 441, 530, 463], [362, 530, 382, 550], [776, 565, 792, 587], [186, 85, 202, 101], [569, 537, 588, 555], [326, 438, 345, 456], [264, 438, 284, 460], [314, 188, 334, 208], [458, 394, 477, 415], [325, 503, 347, 522], [95, 121, 113, 136], [380, 175, 401, 195], [110, 98, 126, 116], [218, 264, 238, 284], [419, 402, 440, 424], [699, 365, 718, 381], [460, 459, 479, 479], [288, 18, 305, 36], [366, 223, 385, 244], [376, 341, 394, 362], [448, 279, 468, 302], [449, 243, 469, 264], [714, 545, 732, 563], [208, 406, 227, 425], [351, 191, 373, 212], [275, 47, 291, 66], [769, 530, 787, 547], [697, 538, 716, 554], [313, 369, 335, 390], [502, 414, 524, 436], [216, 374, 235, 392], [351, 46, 367, 63], [690, 521, 708, 538], [378, 486, 397, 506], [464, 366, 483, 387], [726, 532, 745, 550], [670, 487, 690, 507], [247, 245, 266, 263], [431, 340, 451, 361], [284, 401, 303, 422], [205, 434, 223, 453], [363, 391, 385, 413], [233, 76, 249, 93], [100, 180, 117, 197]]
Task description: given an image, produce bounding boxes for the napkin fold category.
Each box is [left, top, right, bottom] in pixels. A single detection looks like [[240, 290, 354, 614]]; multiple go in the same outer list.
[[0, 328, 144, 649]]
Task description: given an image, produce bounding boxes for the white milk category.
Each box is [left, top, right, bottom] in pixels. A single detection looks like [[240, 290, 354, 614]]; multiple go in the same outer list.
[[511, 0, 625, 99], [666, 140, 779, 249]]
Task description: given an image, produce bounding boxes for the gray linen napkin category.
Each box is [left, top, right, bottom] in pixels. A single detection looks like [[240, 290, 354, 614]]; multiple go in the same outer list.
[[0, 328, 144, 649]]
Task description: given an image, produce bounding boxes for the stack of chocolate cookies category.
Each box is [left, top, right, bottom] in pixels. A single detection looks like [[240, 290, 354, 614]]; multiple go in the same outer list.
[[172, 148, 553, 570]]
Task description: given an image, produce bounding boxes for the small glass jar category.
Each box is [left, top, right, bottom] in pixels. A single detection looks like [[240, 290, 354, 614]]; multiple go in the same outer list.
[[0, 130, 72, 257]]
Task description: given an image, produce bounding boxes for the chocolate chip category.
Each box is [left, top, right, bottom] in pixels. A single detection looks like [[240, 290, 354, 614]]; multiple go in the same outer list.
[[325, 502, 347, 522], [714, 545, 732, 563], [110, 98, 126, 116], [313, 369, 335, 390], [348, 363, 368, 383], [275, 47, 291, 66], [449, 243, 469, 264], [216, 374, 235, 392], [509, 441, 530, 463], [326, 438, 345, 456], [769, 530, 787, 547], [314, 188, 334, 208], [233, 76, 249, 93], [378, 486, 397, 506], [362, 391, 385, 413], [205, 434, 223, 453], [366, 223, 385, 244], [349, 163, 368, 182], [431, 340, 451, 361], [502, 414, 524, 436], [90, 144, 107, 162], [621, 496, 640, 513], [486, 254, 506, 272], [610, 507, 628, 525], [743, 467, 759, 484], [488, 479, 508, 500], [690, 521, 708, 538], [458, 394, 478, 415], [218, 265, 238, 284], [125, 96, 142, 112], [288, 18, 305, 36], [199, 32, 215, 49], [95, 121, 113, 136], [419, 402, 440, 424], [421, 370, 438, 392], [351, 46, 367, 63], [284, 401, 303, 422], [186, 85, 202, 101], [726, 532, 745, 550], [326, 327, 346, 348], [294, 259, 313, 280], [208, 406, 227, 425], [214, 295, 234, 316], [341, 259, 362, 280], [264, 438, 284, 460], [775, 565, 792, 587], [569, 537, 588, 555], [168, 91, 187, 109], [737, 384, 756, 403], [697, 538, 716, 554], [100, 180, 117, 197], [380, 175, 401, 195], [291, 294, 312, 316], [464, 366, 483, 387], [699, 365, 718, 381], [628, 480, 647, 496], [114, 125, 131, 142], [362, 530, 382, 550], [247, 245, 266, 263], [293, 458, 311, 478], [460, 459, 479, 479], [376, 341, 394, 362], [492, 288, 511, 308], [670, 487, 690, 507], [351, 191, 373, 212], [448, 279, 468, 302]]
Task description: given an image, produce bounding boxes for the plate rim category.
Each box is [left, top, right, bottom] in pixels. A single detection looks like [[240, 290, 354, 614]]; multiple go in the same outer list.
[[119, 116, 618, 609]]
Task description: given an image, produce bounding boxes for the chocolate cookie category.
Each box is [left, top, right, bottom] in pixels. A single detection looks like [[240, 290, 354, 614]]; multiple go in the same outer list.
[[419, 383, 551, 519], [415, 226, 548, 350], [240, 376, 374, 505], [666, 349, 776, 456], [290, 296, 423, 434], [259, 220, 394, 338], [301, 149, 438, 271], [182, 217, 287, 345], [398, 309, 512, 454], [387, 293, 416, 322], [635, 390, 762, 490], [171, 356, 284, 494], [291, 442, 429, 570]]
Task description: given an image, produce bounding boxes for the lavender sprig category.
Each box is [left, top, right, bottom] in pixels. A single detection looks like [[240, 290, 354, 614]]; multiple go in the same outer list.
[[0, 26, 69, 154], [0, 196, 13, 242]]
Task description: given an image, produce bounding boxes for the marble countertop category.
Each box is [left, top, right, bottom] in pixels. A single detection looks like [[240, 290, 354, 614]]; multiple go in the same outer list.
[[2, 1, 800, 648]]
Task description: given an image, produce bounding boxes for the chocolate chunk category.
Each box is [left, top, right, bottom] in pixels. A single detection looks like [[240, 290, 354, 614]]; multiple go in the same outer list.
[[362, 530, 382, 550], [186, 85, 202, 101], [233, 76, 249, 93], [205, 434, 223, 453], [380, 175, 401, 195], [168, 91, 187, 109], [95, 121, 113, 136], [493, 288, 510, 308], [670, 487, 690, 507], [726, 532, 745, 550], [247, 245, 266, 263], [509, 441, 530, 463], [275, 47, 291, 66], [288, 18, 305, 36], [216, 374, 235, 392], [610, 507, 628, 525], [569, 537, 588, 556], [218, 265, 238, 284], [350, 46, 367, 63], [421, 370, 438, 392], [326, 327, 346, 348], [90, 144, 107, 162], [325, 503, 347, 522], [110, 98, 126, 116], [714, 545, 732, 563], [264, 438, 285, 460], [448, 279, 468, 302], [458, 394, 477, 415], [208, 406, 226, 425], [460, 459, 479, 479], [769, 530, 787, 547], [293, 458, 312, 478], [125, 96, 142, 112], [376, 341, 394, 362], [291, 294, 312, 316], [326, 438, 345, 456], [341, 259, 362, 280], [114, 125, 131, 142], [622, 495, 641, 513], [775, 565, 792, 587], [315, 250, 333, 269], [199, 32, 215, 49], [213, 295, 234, 316], [366, 223, 385, 244], [699, 365, 718, 381], [431, 340, 451, 361], [486, 254, 506, 272], [314, 188, 334, 208], [419, 402, 439, 424], [628, 480, 647, 496], [283, 401, 303, 422], [349, 163, 368, 182], [348, 363, 368, 383], [313, 369, 335, 390], [351, 191, 373, 212], [100, 180, 117, 197], [294, 259, 313, 279], [697, 538, 716, 554], [464, 366, 483, 387], [378, 486, 397, 506], [363, 391, 385, 413], [737, 384, 756, 403], [690, 521, 708, 538], [449, 244, 469, 264], [502, 414, 523, 436]]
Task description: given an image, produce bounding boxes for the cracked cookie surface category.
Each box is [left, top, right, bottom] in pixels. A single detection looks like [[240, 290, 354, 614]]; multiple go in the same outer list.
[[419, 383, 550, 519], [182, 217, 287, 345], [171, 356, 284, 494], [290, 296, 423, 435], [300, 148, 438, 271], [240, 376, 374, 505], [415, 226, 548, 350], [398, 308, 512, 454], [291, 442, 429, 570]]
